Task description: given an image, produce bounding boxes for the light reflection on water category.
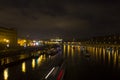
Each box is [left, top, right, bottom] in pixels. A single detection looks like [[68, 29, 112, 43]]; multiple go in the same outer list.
[[0, 50, 53, 80], [77, 46, 80, 54], [19, 54, 47, 78], [63, 44, 120, 69], [32, 59, 35, 69], [1, 53, 46, 77], [86, 46, 120, 69], [37, 55, 43, 66], [36, 54, 46, 67], [103, 48, 106, 62], [1, 58, 10, 65], [63, 44, 81, 58], [3, 68, 8, 80], [71, 46, 74, 59], [22, 62, 26, 73], [113, 51, 117, 68], [63, 45, 66, 55], [67, 45, 70, 57], [0, 54, 29, 66], [118, 54, 120, 67]]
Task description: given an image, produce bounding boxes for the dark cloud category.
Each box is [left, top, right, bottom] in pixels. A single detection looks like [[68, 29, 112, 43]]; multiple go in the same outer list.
[[0, 0, 120, 40]]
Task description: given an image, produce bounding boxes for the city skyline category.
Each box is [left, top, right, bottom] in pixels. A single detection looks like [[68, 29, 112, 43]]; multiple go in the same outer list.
[[0, 0, 120, 40]]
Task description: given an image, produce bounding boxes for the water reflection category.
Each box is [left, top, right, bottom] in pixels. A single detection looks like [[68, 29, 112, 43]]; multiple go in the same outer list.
[[37, 55, 43, 66], [77, 46, 80, 53], [63, 45, 66, 57], [22, 62, 26, 73], [20, 55, 27, 60], [99, 47, 102, 60], [108, 51, 111, 65], [118, 54, 120, 67], [67, 45, 70, 57], [1, 58, 10, 65], [113, 51, 117, 68], [0, 53, 30, 67], [86, 46, 120, 69], [0, 51, 49, 80], [64, 44, 81, 59], [103, 48, 106, 62], [71, 45, 74, 58], [36, 55, 46, 67], [3, 68, 8, 80], [32, 59, 36, 69]]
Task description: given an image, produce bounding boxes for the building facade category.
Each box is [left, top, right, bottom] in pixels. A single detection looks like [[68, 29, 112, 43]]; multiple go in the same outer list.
[[0, 27, 17, 48]]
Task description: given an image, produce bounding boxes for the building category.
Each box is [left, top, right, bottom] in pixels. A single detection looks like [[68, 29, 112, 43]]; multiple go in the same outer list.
[[50, 38, 63, 44], [18, 38, 44, 47], [0, 27, 17, 48]]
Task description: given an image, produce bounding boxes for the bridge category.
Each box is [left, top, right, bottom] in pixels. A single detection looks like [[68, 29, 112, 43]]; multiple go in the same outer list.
[[63, 41, 120, 54]]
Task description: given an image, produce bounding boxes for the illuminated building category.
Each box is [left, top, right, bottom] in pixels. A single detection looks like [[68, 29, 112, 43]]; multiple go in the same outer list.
[[0, 27, 17, 48], [18, 39, 27, 47], [50, 38, 63, 44], [18, 39, 44, 47]]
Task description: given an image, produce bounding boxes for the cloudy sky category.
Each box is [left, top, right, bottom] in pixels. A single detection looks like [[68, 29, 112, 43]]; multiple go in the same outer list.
[[0, 0, 120, 40]]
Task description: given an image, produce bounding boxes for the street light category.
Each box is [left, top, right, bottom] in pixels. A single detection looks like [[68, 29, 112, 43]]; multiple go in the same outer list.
[[3, 38, 10, 48]]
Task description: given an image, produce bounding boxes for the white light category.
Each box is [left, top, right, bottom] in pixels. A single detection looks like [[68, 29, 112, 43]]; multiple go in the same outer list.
[[35, 42, 39, 45], [6, 44, 9, 47], [24, 44, 26, 47], [45, 67, 55, 79]]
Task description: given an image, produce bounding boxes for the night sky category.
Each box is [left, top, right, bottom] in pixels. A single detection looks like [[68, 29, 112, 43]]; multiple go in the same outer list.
[[0, 0, 120, 40]]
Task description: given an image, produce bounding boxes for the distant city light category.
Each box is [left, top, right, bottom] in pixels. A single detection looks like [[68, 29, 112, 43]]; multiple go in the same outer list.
[[6, 44, 9, 47], [35, 42, 39, 45]]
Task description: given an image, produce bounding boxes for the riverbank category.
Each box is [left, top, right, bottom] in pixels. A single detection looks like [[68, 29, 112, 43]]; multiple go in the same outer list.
[[0, 44, 60, 58]]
